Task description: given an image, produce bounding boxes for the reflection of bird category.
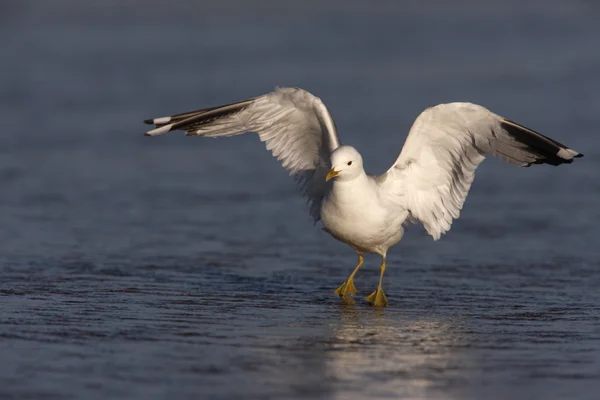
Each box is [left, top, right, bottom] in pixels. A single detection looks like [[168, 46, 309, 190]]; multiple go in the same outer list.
[[328, 308, 468, 397], [144, 87, 583, 307]]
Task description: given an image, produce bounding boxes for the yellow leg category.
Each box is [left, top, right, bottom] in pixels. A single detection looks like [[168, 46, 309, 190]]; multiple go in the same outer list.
[[334, 254, 364, 299], [366, 257, 388, 307]]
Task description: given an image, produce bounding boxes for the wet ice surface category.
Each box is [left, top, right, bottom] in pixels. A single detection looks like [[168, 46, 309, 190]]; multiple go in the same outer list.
[[1, 1, 600, 399], [4, 257, 600, 399]]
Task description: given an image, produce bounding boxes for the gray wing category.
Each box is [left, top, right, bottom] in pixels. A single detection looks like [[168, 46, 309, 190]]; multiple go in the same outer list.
[[144, 87, 341, 222], [380, 102, 582, 240]]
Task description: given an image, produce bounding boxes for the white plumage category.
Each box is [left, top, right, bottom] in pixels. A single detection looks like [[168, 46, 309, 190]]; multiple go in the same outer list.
[[144, 87, 582, 307]]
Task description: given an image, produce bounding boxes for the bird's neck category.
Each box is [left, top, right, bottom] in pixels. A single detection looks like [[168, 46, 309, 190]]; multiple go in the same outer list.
[[330, 171, 373, 202]]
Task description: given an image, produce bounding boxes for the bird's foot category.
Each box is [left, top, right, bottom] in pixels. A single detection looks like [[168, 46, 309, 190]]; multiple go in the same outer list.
[[366, 288, 388, 307], [334, 278, 357, 297]]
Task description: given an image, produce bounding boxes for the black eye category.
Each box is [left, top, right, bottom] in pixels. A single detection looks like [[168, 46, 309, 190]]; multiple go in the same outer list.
[[347, 161, 352, 166]]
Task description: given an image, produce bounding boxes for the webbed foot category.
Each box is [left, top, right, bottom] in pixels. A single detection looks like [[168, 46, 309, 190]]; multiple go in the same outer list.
[[334, 278, 357, 296], [365, 288, 388, 307]]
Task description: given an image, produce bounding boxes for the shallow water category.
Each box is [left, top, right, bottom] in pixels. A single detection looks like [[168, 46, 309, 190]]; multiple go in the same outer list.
[[1, 1, 600, 399]]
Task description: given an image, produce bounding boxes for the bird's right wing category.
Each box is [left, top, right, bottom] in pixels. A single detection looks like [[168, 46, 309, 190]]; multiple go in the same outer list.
[[379, 102, 582, 240], [144, 87, 341, 222]]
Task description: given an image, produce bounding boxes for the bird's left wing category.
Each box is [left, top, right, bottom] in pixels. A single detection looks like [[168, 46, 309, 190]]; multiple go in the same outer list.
[[143, 87, 341, 222], [379, 102, 582, 240]]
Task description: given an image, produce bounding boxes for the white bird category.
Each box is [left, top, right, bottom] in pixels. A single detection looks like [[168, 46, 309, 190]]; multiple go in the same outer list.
[[144, 87, 582, 307]]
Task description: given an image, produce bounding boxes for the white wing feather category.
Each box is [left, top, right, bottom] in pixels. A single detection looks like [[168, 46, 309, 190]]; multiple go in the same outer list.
[[381, 102, 581, 240], [144, 87, 341, 221]]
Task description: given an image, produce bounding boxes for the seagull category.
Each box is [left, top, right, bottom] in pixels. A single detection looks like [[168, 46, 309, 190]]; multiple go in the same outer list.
[[144, 87, 583, 307]]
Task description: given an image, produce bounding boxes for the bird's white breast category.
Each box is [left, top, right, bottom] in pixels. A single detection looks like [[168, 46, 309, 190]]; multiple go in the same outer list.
[[320, 175, 407, 255]]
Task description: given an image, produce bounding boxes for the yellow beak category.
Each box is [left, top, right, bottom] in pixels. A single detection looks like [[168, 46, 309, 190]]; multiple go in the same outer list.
[[325, 168, 340, 182]]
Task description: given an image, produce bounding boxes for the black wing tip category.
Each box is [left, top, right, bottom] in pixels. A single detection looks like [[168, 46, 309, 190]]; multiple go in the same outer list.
[[142, 98, 255, 134], [559, 150, 583, 163], [500, 119, 583, 166], [532, 156, 575, 167], [528, 152, 582, 167]]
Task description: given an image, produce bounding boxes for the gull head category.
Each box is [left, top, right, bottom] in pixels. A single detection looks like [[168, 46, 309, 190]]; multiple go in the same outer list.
[[326, 145, 364, 182]]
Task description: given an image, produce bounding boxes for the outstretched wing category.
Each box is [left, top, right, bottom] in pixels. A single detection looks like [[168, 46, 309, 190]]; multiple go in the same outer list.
[[380, 102, 582, 240], [144, 87, 341, 222]]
